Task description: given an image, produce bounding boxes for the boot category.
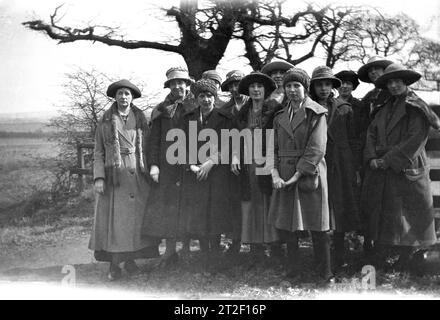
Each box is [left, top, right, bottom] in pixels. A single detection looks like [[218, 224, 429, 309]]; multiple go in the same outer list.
[[269, 242, 284, 261], [334, 231, 347, 271], [286, 237, 301, 280], [312, 231, 334, 283]]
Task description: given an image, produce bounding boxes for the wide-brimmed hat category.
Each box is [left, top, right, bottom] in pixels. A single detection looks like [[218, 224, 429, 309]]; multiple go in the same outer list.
[[201, 70, 222, 86], [238, 71, 277, 98], [164, 67, 193, 88], [261, 60, 295, 75], [334, 70, 360, 90], [375, 63, 422, 89], [282, 67, 310, 90], [106, 79, 141, 99], [221, 70, 245, 92], [357, 56, 393, 83], [310, 66, 341, 89], [191, 79, 218, 98]]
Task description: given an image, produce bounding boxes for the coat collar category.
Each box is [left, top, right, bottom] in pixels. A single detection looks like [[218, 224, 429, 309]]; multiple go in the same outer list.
[[151, 91, 195, 121], [277, 97, 327, 138], [385, 95, 407, 136]]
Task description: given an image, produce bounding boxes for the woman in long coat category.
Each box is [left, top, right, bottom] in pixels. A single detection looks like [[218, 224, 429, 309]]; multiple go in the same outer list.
[[142, 67, 195, 266], [179, 79, 239, 261], [268, 68, 332, 281], [361, 63, 440, 270], [233, 71, 280, 257], [309, 66, 361, 270], [89, 79, 160, 280], [220, 70, 249, 254]]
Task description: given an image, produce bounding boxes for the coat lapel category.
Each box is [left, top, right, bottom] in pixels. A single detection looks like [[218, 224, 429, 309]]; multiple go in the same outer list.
[[290, 106, 306, 134], [278, 110, 294, 139], [386, 98, 406, 137], [115, 111, 134, 147]]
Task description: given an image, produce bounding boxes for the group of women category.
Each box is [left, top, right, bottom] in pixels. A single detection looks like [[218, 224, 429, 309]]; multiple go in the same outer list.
[[88, 57, 440, 283]]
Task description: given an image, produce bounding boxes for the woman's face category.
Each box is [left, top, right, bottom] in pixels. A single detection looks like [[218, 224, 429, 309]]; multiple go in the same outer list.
[[169, 79, 189, 99], [248, 82, 265, 101], [338, 81, 354, 98], [270, 70, 285, 88], [386, 78, 407, 96], [368, 66, 385, 83], [197, 91, 215, 111], [115, 88, 133, 109], [285, 81, 305, 103], [228, 81, 240, 96], [313, 80, 333, 100]]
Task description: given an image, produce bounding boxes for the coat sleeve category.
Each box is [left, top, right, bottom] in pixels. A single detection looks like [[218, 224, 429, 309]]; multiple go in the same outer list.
[[347, 101, 366, 171], [268, 117, 279, 172], [296, 113, 327, 175], [381, 107, 430, 173], [363, 114, 378, 165], [147, 116, 161, 168], [93, 120, 106, 181]]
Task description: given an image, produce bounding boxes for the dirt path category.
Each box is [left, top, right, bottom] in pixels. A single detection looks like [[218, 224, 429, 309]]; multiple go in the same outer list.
[[0, 234, 93, 273]]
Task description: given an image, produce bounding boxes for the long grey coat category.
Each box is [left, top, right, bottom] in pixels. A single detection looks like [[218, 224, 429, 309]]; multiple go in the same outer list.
[[268, 97, 330, 232], [361, 90, 437, 247], [89, 104, 159, 261]]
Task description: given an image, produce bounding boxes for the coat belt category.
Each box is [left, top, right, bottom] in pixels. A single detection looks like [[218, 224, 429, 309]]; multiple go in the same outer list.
[[278, 150, 304, 157], [120, 147, 135, 155]]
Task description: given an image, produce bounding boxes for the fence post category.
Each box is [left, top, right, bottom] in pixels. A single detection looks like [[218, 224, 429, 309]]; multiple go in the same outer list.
[[77, 144, 85, 192]]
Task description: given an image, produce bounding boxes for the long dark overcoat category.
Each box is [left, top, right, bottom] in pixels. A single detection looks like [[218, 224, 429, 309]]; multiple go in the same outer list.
[[142, 93, 195, 238], [178, 107, 239, 237], [268, 97, 330, 232], [361, 90, 437, 247], [325, 97, 361, 232]]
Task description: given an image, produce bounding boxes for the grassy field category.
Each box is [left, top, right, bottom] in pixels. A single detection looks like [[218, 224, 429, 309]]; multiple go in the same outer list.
[[0, 137, 59, 208]]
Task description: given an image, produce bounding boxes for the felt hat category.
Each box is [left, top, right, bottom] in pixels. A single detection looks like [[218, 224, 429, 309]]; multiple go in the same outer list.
[[310, 66, 342, 89], [201, 70, 223, 86], [282, 67, 310, 90], [375, 63, 422, 89], [164, 67, 193, 88], [238, 71, 277, 98], [191, 79, 218, 98], [221, 70, 245, 92], [261, 60, 295, 75], [357, 56, 393, 83], [106, 79, 141, 99], [334, 70, 360, 90]]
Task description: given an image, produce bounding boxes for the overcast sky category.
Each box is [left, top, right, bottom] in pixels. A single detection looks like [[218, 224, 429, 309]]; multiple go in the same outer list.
[[0, 0, 439, 115]]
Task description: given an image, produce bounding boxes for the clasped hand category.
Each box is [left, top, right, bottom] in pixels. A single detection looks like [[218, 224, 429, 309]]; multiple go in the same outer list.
[[191, 159, 215, 181], [370, 159, 387, 170]]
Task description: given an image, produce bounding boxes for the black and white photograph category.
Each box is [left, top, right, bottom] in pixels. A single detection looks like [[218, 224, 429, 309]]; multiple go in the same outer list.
[[1, 0, 440, 302]]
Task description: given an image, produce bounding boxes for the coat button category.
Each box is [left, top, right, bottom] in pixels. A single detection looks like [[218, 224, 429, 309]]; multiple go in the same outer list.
[[176, 181, 181, 187]]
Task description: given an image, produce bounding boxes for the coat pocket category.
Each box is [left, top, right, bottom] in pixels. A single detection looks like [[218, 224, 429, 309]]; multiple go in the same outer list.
[[298, 171, 319, 192], [403, 166, 428, 182]]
